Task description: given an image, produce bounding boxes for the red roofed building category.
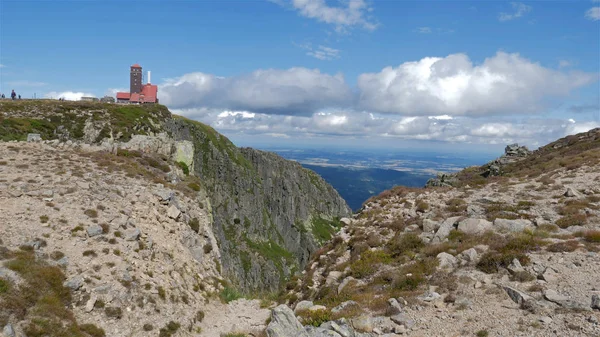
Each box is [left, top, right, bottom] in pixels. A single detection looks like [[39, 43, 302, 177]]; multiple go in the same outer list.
[[116, 64, 159, 104]]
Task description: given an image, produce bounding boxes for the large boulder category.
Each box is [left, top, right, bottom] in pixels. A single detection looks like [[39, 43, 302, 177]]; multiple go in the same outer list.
[[432, 217, 461, 242], [457, 218, 492, 235], [493, 218, 533, 232], [266, 305, 308, 337]]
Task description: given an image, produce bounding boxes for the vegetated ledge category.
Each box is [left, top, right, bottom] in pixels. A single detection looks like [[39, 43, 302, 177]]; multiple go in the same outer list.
[[0, 100, 352, 293]]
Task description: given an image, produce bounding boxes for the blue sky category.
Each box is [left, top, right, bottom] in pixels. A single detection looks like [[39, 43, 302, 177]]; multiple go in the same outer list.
[[1, 0, 599, 152]]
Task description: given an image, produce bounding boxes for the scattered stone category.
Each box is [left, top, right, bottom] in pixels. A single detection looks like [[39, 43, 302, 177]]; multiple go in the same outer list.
[[326, 271, 343, 286], [331, 301, 359, 315], [85, 295, 97, 312], [294, 300, 314, 314], [266, 305, 308, 337], [167, 204, 181, 220], [27, 133, 41, 142], [457, 218, 492, 235], [124, 228, 141, 241], [64, 276, 84, 291], [386, 298, 403, 316], [436, 252, 458, 270], [432, 217, 461, 242], [418, 291, 441, 302], [541, 269, 558, 283], [390, 313, 415, 329], [502, 285, 535, 306], [543, 289, 570, 304], [588, 315, 598, 324], [422, 219, 439, 232], [3, 324, 15, 337], [351, 316, 374, 333], [493, 218, 533, 232], [507, 258, 525, 274], [539, 316, 553, 324], [86, 225, 103, 237], [564, 188, 578, 197], [592, 295, 600, 310], [76, 181, 90, 190], [308, 305, 327, 312], [154, 189, 173, 204], [338, 276, 355, 294]]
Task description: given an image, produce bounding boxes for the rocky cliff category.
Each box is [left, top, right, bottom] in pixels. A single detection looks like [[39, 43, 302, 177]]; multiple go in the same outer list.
[[0, 100, 351, 293]]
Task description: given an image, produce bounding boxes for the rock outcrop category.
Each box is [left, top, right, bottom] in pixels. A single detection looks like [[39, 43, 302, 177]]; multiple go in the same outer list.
[[0, 100, 351, 292]]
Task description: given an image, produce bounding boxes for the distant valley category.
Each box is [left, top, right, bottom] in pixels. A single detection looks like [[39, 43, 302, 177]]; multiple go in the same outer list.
[[267, 147, 494, 211]]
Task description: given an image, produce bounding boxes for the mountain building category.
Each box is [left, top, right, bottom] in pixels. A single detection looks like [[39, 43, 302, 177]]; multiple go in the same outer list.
[[116, 64, 158, 104]]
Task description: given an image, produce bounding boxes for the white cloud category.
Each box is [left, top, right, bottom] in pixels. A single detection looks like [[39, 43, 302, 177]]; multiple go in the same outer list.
[[498, 2, 532, 22], [105, 88, 127, 97], [44, 91, 95, 101], [357, 52, 597, 116], [415, 27, 432, 34], [0, 64, 5, 68], [558, 60, 572, 68], [172, 107, 600, 149], [295, 42, 341, 60], [307, 45, 341, 60], [7, 80, 47, 87], [585, 7, 600, 21], [158, 68, 351, 115], [280, 0, 378, 32]]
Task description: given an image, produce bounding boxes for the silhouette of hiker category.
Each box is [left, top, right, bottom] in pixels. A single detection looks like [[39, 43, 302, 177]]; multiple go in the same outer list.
[[11, 90, 16, 100]]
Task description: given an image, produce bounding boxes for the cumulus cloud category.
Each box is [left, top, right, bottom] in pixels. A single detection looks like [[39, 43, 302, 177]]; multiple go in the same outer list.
[[275, 0, 378, 32], [44, 91, 95, 101], [585, 7, 600, 20], [158, 68, 351, 115], [171, 107, 599, 148], [0, 64, 5, 68], [105, 88, 127, 97], [357, 52, 597, 116], [498, 2, 532, 22]]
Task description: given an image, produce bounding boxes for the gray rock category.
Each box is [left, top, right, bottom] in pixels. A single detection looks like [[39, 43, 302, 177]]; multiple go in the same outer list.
[[326, 271, 343, 286], [304, 326, 342, 337], [87, 225, 103, 237], [64, 276, 84, 291], [85, 294, 97, 312], [437, 252, 458, 270], [588, 315, 599, 324], [390, 313, 415, 329], [27, 133, 41, 142], [3, 324, 15, 337], [564, 188, 578, 197], [338, 276, 355, 294], [507, 258, 525, 274], [167, 204, 181, 220], [503, 285, 535, 306], [592, 294, 600, 310], [154, 188, 174, 204], [295, 300, 314, 314], [94, 284, 112, 294], [320, 319, 354, 337], [539, 316, 553, 324], [455, 297, 473, 310], [386, 298, 403, 316], [266, 304, 308, 337], [124, 228, 141, 241], [351, 316, 373, 333], [418, 291, 441, 302], [422, 219, 439, 233], [57, 256, 69, 267], [458, 248, 478, 265], [457, 218, 493, 235], [543, 289, 570, 304], [432, 217, 461, 242], [331, 300, 359, 315], [493, 218, 533, 232], [541, 269, 558, 283], [309, 305, 327, 312]]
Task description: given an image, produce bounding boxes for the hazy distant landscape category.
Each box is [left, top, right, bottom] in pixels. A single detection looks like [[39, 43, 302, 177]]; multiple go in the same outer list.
[[268, 147, 494, 210]]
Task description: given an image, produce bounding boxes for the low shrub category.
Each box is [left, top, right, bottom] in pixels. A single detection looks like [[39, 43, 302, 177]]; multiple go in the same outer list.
[[350, 250, 392, 279], [219, 286, 242, 303], [547, 240, 580, 252], [556, 214, 587, 228], [387, 233, 424, 257], [158, 321, 180, 337], [297, 309, 331, 327]]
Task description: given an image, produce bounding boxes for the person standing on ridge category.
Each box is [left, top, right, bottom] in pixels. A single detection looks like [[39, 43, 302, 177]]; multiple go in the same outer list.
[[11, 90, 16, 100]]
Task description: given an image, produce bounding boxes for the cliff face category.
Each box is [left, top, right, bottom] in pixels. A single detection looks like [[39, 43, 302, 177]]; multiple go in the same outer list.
[[165, 117, 351, 291], [0, 101, 351, 292]]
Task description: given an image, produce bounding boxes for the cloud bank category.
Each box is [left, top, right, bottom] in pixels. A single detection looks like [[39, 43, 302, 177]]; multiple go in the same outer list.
[[160, 52, 597, 118], [44, 91, 94, 101]]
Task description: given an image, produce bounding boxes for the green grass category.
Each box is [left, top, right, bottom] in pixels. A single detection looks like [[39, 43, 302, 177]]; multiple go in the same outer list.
[[0, 249, 105, 337], [0, 278, 9, 293], [219, 286, 243, 303], [310, 216, 341, 244], [158, 321, 180, 337]]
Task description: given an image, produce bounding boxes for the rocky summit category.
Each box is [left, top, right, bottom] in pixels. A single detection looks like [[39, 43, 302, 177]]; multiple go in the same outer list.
[[0, 100, 599, 337]]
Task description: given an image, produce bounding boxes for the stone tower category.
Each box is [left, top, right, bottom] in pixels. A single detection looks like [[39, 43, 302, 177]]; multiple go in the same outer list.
[[130, 64, 142, 94]]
